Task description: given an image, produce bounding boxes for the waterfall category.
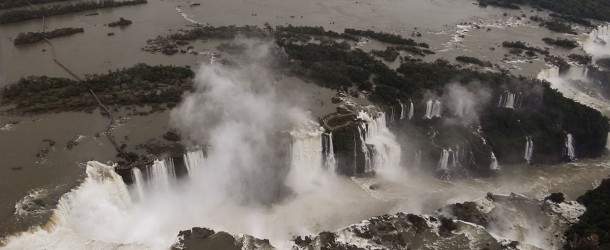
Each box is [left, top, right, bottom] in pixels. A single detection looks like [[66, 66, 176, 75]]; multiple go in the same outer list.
[[583, 24, 610, 58], [408, 100, 414, 120], [537, 67, 560, 81], [490, 152, 499, 170], [455, 99, 465, 117], [498, 92, 516, 109], [425, 99, 433, 119], [413, 150, 421, 169], [437, 149, 449, 171], [357, 111, 402, 176], [130, 168, 146, 201], [184, 149, 205, 175], [566, 66, 589, 81], [357, 124, 373, 173], [524, 137, 534, 164], [353, 134, 358, 175], [537, 65, 588, 82], [288, 125, 326, 193], [323, 132, 337, 173], [565, 133, 576, 161], [398, 100, 406, 120], [425, 99, 442, 119], [447, 149, 458, 170], [149, 159, 177, 190], [432, 100, 442, 118]]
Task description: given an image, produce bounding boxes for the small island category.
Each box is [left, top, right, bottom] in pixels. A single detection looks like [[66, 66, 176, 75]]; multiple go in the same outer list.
[[13, 27, 84, 45], [107, 17, 132, 28]]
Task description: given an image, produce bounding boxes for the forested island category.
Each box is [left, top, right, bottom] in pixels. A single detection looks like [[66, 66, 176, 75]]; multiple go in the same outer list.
[[0, 0, 67, 10], [107, 17, 132, 27], [0, 0, 147, 24], [541, 37, 578, 49], [1, 64, 193, 113], [13, 27, 84, 45]]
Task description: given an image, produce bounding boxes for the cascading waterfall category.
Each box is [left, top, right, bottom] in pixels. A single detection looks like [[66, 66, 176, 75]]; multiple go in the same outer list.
[[413, 150, 421, 169], [408, 100, 414, 120], [149, 158, 177, 190], [357, 111, 402, 176], [490, 152, 499, 170], [498, 92, 516, 109], [424, 99, 442, 119], [425, 99, 433, 119], [437, 149, 449, 171], [323, 132, 337, 172], [432, 100, 442, 118], [583, 24, 610, 58], [447, 149, 458, 170], [398, 100, 406, 120], [524, 136, 534, 164], [566, 66, 589, 81], [183, 149, 205, 175], [537, 67, 560, 81], [537, 65, 610, 114], [353, 134, 358, 175], [565, 133, 576, 161], [357, 124, 373, 173], [537, 66, 589, 83], [288, 123, 328, 193], [455, 99, 465, 117], [131, 167, 146, 201]]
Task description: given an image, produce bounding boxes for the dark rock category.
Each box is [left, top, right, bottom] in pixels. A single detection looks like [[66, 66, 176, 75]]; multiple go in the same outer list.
[[544, 192, 565, 203]]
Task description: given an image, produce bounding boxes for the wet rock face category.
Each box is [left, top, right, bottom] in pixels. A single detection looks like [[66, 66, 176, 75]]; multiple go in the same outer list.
[[545, 192, 565, 203], [442, 193, 586, 249], [296, 212, 509, 250], [174, 192, 587, 250], [172, 227, 273, 250], [440, 201, 491, 227]]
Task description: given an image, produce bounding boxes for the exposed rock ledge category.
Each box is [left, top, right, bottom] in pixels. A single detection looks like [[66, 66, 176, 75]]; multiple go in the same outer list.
[[172, 193, 584, 250]]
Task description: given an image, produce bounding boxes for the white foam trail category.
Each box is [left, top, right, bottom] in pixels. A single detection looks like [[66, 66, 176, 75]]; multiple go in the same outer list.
[[14, 188, 50, 217], [176, 7, 203, 25]]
